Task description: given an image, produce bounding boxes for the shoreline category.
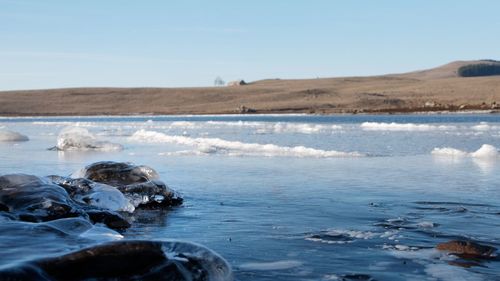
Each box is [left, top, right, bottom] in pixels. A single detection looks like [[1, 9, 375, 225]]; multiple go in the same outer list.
[[0, 109, 498, 118]]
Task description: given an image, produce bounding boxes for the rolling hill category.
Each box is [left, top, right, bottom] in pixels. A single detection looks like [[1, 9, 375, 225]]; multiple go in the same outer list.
[[1, 60, 500, 116]]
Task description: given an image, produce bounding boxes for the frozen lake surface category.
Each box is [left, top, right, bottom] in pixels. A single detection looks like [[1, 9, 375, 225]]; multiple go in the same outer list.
[[0, 114, 499, 280]]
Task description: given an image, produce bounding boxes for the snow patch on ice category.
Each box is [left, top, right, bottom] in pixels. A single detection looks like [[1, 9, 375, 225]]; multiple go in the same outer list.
[[431, 147, 468, 157], [130, 129, 363, 158], [361, 122, 456, 131], [206, 121, 342, 134], [432, 144, 498, 159], [471, 122, 500, 131], [470, 144, 498, 159]]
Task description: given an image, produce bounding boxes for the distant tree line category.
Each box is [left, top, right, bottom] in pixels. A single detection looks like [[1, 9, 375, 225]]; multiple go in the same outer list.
[[458, 63, 500, 77]]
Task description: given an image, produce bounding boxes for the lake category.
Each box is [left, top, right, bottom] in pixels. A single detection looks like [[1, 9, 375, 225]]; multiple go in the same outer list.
[[0, 114, 499, 280]]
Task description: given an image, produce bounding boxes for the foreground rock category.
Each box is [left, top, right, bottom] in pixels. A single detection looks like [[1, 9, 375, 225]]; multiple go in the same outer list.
[[72, 161, 183, 208], [0, 174, 130, 230], [0, 240, 233, 281], [0, 162, 222, 280], [0, 161, 183, 230], [0, 174, 86, 222], [436, 240, 497, 259]]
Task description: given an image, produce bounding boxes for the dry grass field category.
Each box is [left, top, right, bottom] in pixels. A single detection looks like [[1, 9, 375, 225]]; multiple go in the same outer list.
[[1, 60, 500, 116]]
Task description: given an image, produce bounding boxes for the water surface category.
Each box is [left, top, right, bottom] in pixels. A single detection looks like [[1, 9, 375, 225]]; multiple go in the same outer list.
[[0, 114, 499, 280]]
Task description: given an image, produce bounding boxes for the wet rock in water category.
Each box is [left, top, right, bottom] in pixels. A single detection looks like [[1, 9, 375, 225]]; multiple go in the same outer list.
[[436, 240, 497, 259], [0, 174, 85, 222], [0, 240, 233, 281], [305, 229, 375, 244], [86, 209, 131, 230], [341, 274, 376, 280], [72, 161, 183, 208]]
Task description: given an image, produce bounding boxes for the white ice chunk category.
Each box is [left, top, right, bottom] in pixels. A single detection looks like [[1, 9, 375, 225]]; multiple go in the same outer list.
[[471, 144, 498, 159], [432, 144, 498, 159], [55, 127, 123, 151], [0, 130, 29, 142], [431, 147, 468, 157]]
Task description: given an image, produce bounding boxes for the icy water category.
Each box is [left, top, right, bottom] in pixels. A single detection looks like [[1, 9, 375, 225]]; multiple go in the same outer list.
[[0, 114, 499, 280]]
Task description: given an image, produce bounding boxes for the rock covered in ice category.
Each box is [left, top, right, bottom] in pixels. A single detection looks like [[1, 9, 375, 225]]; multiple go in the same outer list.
[[40, 217, 123, 241], [0, 174, 85, 222], [0, 174, 131, 230], [0, 240, 233, 281], [72, 161, 183, 208], [0, 129, 29, 142], [48, 176, 135, 213], [52, 126, 122, 151]]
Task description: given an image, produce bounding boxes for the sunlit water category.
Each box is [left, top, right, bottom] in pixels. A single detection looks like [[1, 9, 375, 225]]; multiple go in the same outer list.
[[0, 114, 499, 280]]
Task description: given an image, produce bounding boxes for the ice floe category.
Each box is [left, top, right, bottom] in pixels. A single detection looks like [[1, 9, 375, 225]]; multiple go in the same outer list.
[[239, 260, 303, 271], [0, 130, 29, 142], [206, 121, 342, 134], [53, 127, 123, 151], [361, 122, 456, 131], [471, 122, 500, 131], [432, 144, 498, 159], [130, 129, 363, 158]]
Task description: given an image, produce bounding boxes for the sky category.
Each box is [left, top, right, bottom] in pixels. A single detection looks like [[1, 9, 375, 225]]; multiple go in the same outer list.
[[1, 0, 500, 90]]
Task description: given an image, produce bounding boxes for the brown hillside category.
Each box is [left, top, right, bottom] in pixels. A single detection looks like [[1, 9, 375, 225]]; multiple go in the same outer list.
[[1, 60, 500, 116]]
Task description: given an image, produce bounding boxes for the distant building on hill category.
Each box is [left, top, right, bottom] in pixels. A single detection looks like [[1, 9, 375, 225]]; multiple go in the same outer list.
[[227, 80, 247, 86]]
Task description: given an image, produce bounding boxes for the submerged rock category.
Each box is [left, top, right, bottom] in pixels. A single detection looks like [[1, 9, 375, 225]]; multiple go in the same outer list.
[[341, 274, 375, 280], [0, 240, 233, 281], [72, 161, 183, 208], [436, 240, 497, 259]]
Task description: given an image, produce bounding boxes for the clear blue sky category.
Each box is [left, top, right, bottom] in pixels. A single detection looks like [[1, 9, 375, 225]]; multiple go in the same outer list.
[[1, 0, 499, 90]]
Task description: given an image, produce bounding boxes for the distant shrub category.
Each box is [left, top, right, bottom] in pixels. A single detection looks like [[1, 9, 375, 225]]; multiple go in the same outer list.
[[458, 63, 500, 77]]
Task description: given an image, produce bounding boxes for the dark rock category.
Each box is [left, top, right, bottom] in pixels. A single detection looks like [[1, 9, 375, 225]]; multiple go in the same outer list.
[[436, 240, 497, 259], [86, 209, 131, 230], [0, 202, 9, 212], [75, 161, 159, 186], [342, 274, 375, 280], [74, 161, 183, 208], [0, 240, 233, 281], [0, 174, 85, 222]]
